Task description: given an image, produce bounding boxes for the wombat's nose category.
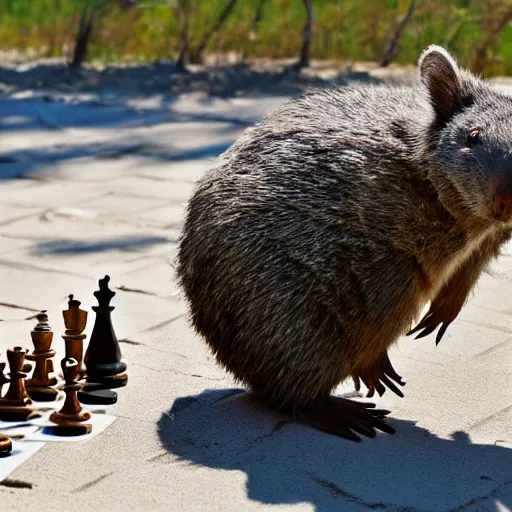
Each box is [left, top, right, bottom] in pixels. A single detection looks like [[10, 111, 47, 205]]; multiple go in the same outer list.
[[492, 182, 512, 222]]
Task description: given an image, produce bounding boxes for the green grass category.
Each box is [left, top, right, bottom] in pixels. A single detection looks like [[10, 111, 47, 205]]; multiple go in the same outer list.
[[1, 0, 512, 75]]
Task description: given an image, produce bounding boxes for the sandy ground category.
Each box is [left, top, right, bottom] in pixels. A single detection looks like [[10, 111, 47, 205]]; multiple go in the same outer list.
[[0, 59, 510, 512]]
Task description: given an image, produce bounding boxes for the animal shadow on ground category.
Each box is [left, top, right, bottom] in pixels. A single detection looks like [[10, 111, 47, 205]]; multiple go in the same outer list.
[[158, 389, 512, 512]]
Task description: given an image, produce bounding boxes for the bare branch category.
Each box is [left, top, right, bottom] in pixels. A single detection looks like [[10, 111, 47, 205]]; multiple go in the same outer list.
[[470, 1, 512, 74], [380, 0, 417, 67], [190, 0, 239, 64]]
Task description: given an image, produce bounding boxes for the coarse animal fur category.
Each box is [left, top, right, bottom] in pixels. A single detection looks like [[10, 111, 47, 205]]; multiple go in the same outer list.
[[176, 45, 512, 441]]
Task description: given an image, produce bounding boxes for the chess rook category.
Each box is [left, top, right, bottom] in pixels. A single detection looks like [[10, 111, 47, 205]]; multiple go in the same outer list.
[[84, 275, 127, 389], [0, 347, 35, 421], [49, 357, 92, 436], [62, 294, 88, 378], [26, 311, 58, 402]]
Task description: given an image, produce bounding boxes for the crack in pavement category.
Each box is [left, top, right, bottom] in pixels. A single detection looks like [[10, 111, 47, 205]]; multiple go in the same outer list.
[[467, 404, 512, 431], [70, 472, 114, 493], [0, 301, 41, 313], [0, 257, 89, 280], [134, 362, 224, 381], [448, 479, 512, 512], [142, 314, 186, 332], [115, 285, 159, 296], [310, 476, 424, 511], [119, 338, 146, 346], [460, 318, 512, 335], [237, 420, 289, 455]]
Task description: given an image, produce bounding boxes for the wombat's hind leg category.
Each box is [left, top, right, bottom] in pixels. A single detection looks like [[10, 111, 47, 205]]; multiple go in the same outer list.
[[297, 396, 396, 442], [352, 352, 406, 399]]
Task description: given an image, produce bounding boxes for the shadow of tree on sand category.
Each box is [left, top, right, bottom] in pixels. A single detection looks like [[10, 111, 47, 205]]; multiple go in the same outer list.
[[31, 235, 171, 255], [158, 389, 512, 512]]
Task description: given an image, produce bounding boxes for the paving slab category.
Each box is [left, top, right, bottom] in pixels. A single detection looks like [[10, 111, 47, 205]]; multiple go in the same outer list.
[[0, 80, 510, 512]]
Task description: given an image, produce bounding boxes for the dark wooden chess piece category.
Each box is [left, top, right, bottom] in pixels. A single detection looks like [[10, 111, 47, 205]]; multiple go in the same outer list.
[[79, 276, 126, 404], [0, 347, 35, 421], [0, 435, 12, 457], [0, 361, 8, 396], [62, 294, 87, 379], [49, 357, 92, 436], [26, 311, 58, 402]]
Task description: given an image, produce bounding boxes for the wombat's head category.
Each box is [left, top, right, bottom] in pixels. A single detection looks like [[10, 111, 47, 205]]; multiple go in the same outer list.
[[419, 45, 512, 224]]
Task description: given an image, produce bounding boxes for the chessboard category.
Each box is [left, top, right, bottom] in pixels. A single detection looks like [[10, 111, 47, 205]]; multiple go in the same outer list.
[[0, 275, 127, 479]]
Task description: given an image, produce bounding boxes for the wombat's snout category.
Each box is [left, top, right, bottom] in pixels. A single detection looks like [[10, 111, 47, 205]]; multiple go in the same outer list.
[[491, 180, 512, 222]]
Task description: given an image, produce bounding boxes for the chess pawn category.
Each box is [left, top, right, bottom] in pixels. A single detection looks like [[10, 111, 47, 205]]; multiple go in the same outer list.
[[49, 358, 91, 435], [0, 435, 12, 457], [0, 347, 35, 421], [26, 311, 58, 402], [84, 275, 127, 388], [62, 294, 87, 378]]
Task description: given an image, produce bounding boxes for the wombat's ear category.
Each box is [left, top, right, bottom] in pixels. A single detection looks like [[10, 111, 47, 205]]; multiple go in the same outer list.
[[418, 45, 463, 126]]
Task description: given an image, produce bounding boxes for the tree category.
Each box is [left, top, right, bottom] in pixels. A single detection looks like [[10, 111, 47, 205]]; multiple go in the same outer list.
[[470, 0, 512, 74], [379, 0, 417, 67], [71, 0, 135, 68], [188, 0, 239, 64], [296, 0, 313, 70], [175, 0, 191, 70], [241, 0, 268, 62]]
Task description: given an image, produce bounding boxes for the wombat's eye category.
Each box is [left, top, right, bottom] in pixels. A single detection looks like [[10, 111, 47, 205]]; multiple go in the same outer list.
[[466, 129, 480, 144]]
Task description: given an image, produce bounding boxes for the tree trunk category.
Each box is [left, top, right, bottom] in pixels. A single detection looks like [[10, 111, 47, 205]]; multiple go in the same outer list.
[[379, 0, 417, 67], [297, 0, 313, 70], [71, 20, 94, 68], [176, 0, 190, 71], [189, 0, 238, 64], [70, 0, 110, 68], [470, 3, 512, 75], [242, 0, 267, 61]]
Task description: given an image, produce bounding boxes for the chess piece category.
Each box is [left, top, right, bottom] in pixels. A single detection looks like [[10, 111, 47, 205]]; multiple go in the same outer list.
[[49, 357, 92, 436], [0, 435, 12, 457], [0, 347, 35, 421], [0, 361, 8, 396], [26, 311, 58, 402], [83, 275, 127, 395], [62, 294, 87, 378]]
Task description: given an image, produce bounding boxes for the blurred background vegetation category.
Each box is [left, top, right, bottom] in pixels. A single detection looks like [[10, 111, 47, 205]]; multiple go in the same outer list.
[[1, 0, 512, 76]]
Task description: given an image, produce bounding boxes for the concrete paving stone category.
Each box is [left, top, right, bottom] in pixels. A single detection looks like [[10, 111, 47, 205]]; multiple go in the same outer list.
[[77, 192, 169, 216], [0, 179, 103, 209], [169, 92, 290, 124], [0, 209, 172, 243], [134, 158, 211, 183], [108, 175, 197, 201], [0, 233, 35, 254], [115, 258, 178, 297], [135, 203, 187, 229], [0, 246, 171, 284], [0, 203, 42, 227], [22, 156, 147, 182], [0, 179, 34, 200]]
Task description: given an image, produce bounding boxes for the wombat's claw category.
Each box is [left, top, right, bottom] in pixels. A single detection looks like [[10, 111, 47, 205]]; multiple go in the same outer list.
[[407, 313, 449, 345], [352, 353, 405, 399], [298, 396, 395, 442]]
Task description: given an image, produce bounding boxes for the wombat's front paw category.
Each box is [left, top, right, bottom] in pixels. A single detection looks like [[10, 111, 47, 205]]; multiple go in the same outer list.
[[407, 298, 462, 345], [352, 352, 405, 399]]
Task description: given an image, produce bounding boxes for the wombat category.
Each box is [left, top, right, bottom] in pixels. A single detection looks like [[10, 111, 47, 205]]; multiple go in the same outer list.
[[176, 45, 512, 441]]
